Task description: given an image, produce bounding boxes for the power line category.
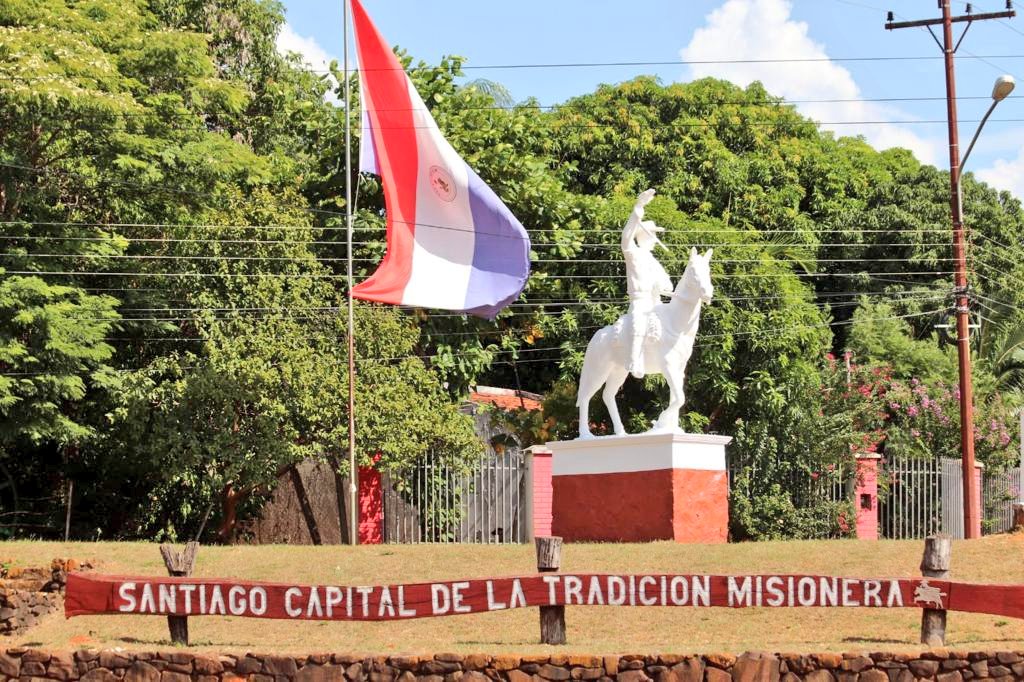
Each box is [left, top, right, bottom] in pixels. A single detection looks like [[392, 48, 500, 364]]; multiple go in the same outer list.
[[6, 54, 1024, 84], [0, 252, 961, 266], [0, 218, 960, 236], [0, 234, 958, 249], [1, 268, 957, 280], [8, 93, 1024, 121], [49, 291, 950, 325], [0, 304, 951, 377]]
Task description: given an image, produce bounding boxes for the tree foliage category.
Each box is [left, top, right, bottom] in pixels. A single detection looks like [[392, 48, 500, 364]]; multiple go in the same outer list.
[[4, 1, 1024, 540]]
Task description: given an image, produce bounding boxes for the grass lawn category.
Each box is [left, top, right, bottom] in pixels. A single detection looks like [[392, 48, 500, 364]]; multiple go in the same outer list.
[[2, 535, 1023, 655]]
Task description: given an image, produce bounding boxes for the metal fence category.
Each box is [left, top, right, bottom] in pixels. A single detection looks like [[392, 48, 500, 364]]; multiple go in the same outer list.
[[879, 456, 1021, 539], [984, 466, 1022, 534], [726, 461, 850, 507], [877, 457, 949, 540], [381, 448, 528, 544]]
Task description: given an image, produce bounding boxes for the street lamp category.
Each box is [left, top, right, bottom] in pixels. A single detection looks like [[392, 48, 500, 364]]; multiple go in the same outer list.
[[950, 73, 1015, 538], [961, 75, 1015, 171]]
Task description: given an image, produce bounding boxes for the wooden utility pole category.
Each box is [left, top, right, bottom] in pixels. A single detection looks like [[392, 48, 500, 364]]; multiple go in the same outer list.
[[885, 1, 1016, 539]]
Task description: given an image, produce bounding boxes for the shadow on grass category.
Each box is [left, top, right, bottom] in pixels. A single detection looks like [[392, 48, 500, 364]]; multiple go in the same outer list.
[[841, 636, 912, 645], [115, 636, 253, 648]]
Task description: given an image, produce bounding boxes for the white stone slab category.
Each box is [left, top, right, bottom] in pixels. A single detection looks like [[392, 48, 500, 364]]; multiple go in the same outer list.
[[547, 432, 732, 476]]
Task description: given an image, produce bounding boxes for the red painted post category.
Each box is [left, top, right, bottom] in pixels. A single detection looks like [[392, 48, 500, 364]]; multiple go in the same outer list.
[[854, 454, 880, 540], [526, 445, 553, 539], [358, 465, 383, 544]]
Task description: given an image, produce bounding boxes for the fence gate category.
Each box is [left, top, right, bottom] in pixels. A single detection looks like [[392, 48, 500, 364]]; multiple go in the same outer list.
[[878, 456, 1022, 539], [984, 466, 1022, 534], [878, 457, 949, 539], [381, 449, 528, 544]]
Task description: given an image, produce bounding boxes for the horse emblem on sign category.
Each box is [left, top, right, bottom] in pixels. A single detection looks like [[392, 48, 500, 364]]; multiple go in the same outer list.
[[913, 580, 947, 609]]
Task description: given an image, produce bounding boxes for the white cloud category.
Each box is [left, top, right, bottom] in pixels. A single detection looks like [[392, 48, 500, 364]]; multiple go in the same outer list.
[[277, 23, 336, 71], [680, 0, 940, 166], [976, 150, 1024, 199], [276, 23, 340, 103]]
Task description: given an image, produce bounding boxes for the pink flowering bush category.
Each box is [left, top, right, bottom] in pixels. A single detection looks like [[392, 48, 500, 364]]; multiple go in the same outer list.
[[826, 357, 1018, 470]]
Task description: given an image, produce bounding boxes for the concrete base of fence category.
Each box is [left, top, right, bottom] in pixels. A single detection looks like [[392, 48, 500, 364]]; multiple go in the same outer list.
[[548, 433, 731, 543], [4, 648, 1024, 681]]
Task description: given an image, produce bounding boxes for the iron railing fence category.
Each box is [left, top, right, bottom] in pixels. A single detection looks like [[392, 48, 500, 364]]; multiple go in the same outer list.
[[382, 448, 528, 544], [984, 466, 1022, 535], [879, 456, 1020, 539]]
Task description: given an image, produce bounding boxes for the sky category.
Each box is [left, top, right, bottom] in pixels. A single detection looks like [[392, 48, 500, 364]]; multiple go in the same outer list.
[[277, 0, 1024, 199]]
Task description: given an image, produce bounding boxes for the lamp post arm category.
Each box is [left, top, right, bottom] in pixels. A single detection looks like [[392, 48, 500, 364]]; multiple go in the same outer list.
[[961, 97, 1000, 172]]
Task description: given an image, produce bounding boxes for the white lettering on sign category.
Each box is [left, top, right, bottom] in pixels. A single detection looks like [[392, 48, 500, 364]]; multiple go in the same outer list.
[[397, 585, 416, 617], [356, 587, 373, 618], [180, 584, 195, 612], [250, 587, 268, 616], [118, 582, 137, 612], [607, 576, 626, 605], [325, 586, 343, 617], [509, 578, 527, 609], [103, 574, 916, 620], [887, 581, 904, 607], [139, 583, 156, 613], [306, 588, 323, 618], [564, 576, 584, 605], [378, 587, 395, 618], [452, 582, 471, 614], [284, 587, 302, 617], [486, 580, 506, 610], [728, 576, 752, 606], [228, 585, 246, 615], [431, 583, 450, 615], [543, 575, 561, 604]]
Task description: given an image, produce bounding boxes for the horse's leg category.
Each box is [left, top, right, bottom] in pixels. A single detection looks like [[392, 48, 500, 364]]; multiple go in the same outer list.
[[602, 366, 630, 436], [576, 336, 610, 439], [653, 360, 685, 432], [578, 383, 597, 439]]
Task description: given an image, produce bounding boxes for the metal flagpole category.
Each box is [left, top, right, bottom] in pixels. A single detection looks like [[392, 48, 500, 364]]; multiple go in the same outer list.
[[343, 0, 358, 546]]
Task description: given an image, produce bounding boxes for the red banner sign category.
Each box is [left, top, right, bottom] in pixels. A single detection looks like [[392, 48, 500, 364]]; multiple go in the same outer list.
[[65, 572, 1024, 622]]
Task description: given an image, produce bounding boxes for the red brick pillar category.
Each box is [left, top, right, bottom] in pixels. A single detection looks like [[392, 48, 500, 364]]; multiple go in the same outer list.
[[526, 445, 553, 539], [854, 454, 881, 540], [358, 465, 383, 544]]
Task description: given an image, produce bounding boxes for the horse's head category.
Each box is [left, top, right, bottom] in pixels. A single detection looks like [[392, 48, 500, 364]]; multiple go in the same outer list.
[[676, 247, 714, 303]]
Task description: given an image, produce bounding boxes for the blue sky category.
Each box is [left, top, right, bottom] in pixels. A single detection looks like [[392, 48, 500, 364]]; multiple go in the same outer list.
[[277, 0, 1024, 198]]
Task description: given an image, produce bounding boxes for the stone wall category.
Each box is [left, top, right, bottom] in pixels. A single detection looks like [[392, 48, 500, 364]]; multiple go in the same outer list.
[[0, 589, 61, 635], [2, 649, 1023, 682], [0, 560, 74, 636]]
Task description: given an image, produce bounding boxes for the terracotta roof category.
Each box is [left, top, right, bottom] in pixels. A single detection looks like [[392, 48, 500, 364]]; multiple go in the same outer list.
[[468, 385, 543, 412]]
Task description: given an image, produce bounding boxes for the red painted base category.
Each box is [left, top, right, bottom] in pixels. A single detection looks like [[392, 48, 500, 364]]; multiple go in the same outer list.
[[552, 468, 728, 543]]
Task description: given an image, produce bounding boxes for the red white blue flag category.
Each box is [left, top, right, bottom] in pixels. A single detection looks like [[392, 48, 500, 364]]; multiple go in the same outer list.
[[350, 0, 531, 319]]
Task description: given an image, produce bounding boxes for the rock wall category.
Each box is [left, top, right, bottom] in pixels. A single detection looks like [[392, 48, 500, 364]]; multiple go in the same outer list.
[[0, 560, 74, 636], [0, 589, 61, 635], [1, 649, 1023, 682]]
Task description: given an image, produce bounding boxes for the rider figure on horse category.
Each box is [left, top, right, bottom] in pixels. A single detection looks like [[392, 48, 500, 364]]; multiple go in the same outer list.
[[622, 188, 673, 379]]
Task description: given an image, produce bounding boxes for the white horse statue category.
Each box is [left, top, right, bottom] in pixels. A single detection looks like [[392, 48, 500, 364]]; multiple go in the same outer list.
[[576, 247, 714, 439]]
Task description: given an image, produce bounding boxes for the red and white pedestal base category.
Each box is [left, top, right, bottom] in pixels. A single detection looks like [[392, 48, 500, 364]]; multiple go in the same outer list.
[[548, 432, 732, 543]]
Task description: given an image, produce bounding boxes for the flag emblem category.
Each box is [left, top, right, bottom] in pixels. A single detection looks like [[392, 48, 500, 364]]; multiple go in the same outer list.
[[429, 165, 457, 202]]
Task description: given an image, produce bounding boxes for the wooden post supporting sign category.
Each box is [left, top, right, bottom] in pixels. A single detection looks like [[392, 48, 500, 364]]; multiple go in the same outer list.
[[535, 536, 565, 645], [920, 534, 951, 646], [159, 542, 198, 645]]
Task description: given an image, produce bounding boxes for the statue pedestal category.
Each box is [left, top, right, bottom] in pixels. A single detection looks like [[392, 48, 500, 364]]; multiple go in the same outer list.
[[548, 432, 731, 543]]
